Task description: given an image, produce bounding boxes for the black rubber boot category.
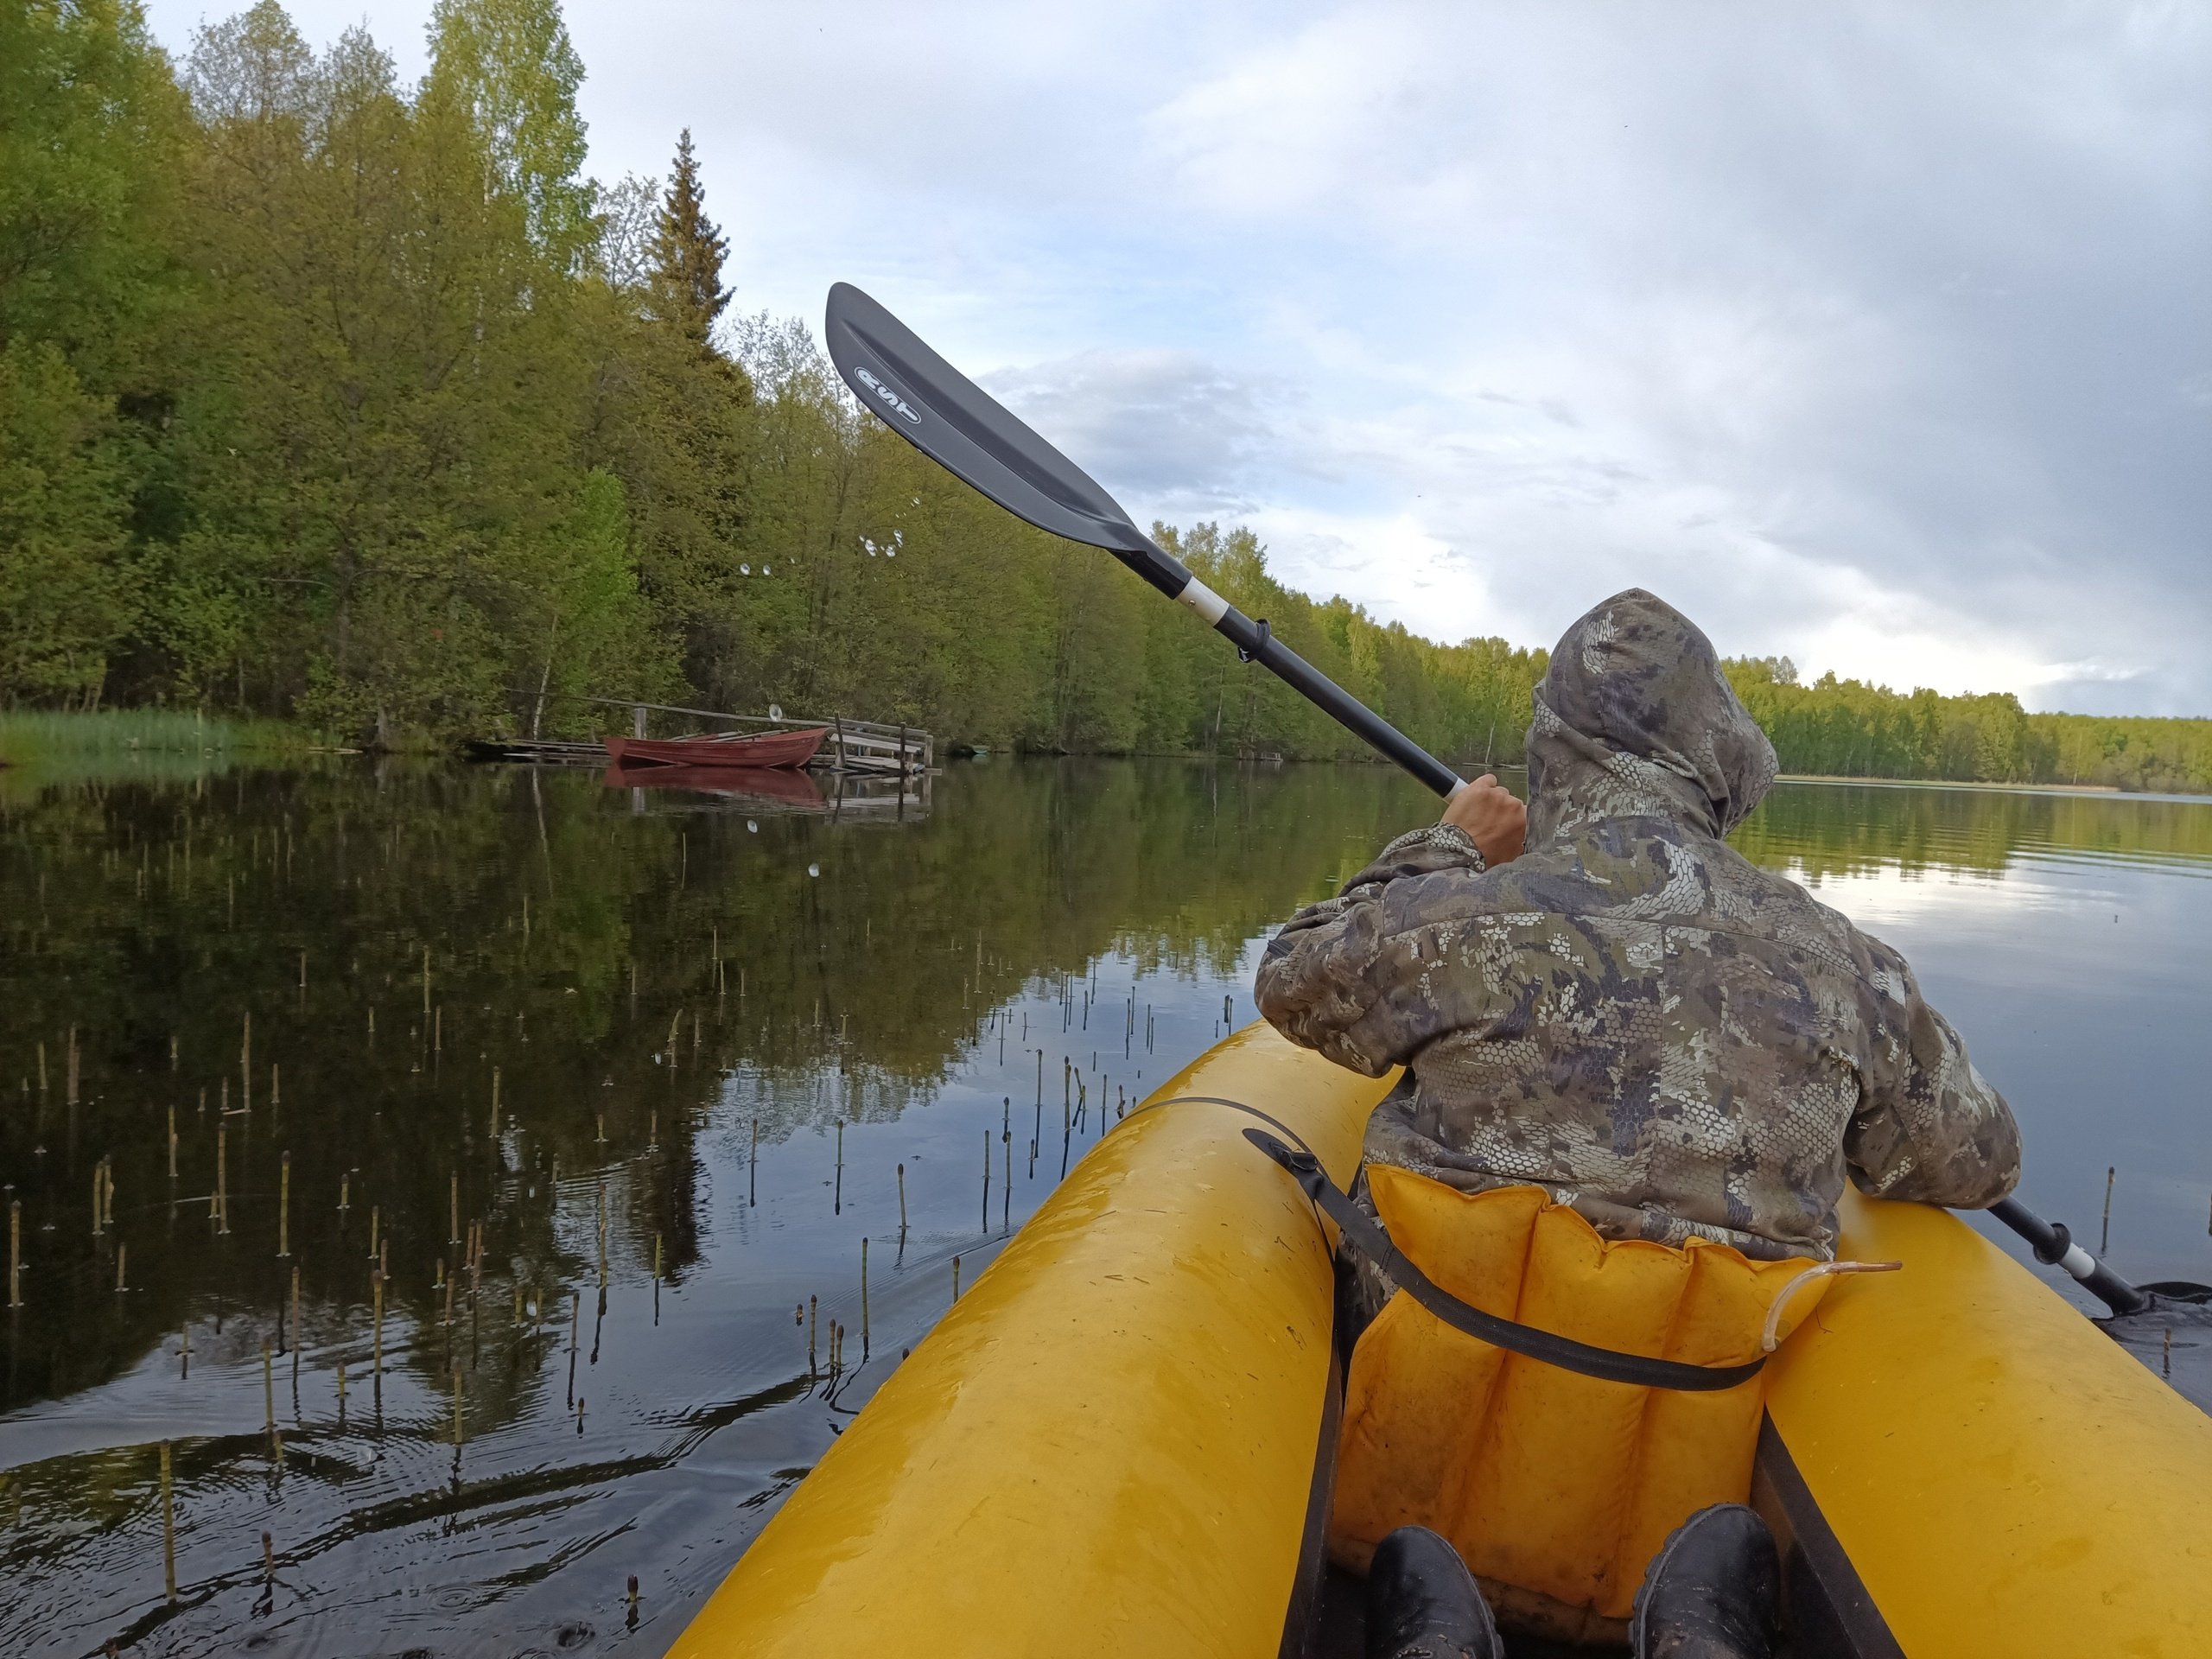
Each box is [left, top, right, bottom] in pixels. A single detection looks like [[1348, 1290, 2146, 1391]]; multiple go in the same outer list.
[[1364, 1526, 1501, 1659], [1630, 1503, 1782, 1659]]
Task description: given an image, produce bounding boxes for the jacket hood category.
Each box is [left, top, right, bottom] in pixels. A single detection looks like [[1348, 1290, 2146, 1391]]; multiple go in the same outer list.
[[1523, 588, 1777, 843]]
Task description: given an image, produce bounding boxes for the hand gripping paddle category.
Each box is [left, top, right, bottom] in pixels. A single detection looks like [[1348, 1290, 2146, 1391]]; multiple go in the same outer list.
[[823, 283, 1466, 798]]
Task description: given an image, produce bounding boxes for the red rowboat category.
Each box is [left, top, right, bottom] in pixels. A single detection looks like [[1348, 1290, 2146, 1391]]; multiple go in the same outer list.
[[599, 763, 827, 810], [603, 728, 828, 770]]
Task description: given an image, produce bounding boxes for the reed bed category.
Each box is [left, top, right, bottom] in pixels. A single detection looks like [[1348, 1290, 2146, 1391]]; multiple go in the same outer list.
[[0, 709, 321, 762]]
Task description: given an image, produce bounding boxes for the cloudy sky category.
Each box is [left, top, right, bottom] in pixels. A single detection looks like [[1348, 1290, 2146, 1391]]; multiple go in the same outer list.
[[145, 1, 2210, 715]]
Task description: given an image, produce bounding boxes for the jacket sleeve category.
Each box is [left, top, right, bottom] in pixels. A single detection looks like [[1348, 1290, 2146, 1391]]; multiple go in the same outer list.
[[1253, 823, 1486, 1077], [1844, 940, 2022, 1209]]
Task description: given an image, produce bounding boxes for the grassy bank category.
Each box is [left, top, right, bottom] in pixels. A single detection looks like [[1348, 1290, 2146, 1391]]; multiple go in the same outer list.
[[0, 711, 336, 788], [0, 709, 330, 763]]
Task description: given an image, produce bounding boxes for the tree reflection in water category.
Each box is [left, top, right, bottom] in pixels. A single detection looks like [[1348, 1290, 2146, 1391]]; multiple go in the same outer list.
[[1, 757, 2206, 1656]]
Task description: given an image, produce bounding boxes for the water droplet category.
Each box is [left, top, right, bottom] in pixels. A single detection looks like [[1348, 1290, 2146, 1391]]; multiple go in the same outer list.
[[807, 863, 821, 878], [746, 819, 759, 833], [740, 562, 751, 575]]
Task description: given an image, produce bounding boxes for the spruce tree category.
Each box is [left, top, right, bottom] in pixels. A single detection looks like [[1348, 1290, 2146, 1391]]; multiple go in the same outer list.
[[648, 129, 732, 352]]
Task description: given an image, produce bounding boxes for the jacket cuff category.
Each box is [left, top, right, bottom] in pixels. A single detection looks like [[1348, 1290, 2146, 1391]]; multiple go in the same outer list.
[[1341, 822, 1487, 893]]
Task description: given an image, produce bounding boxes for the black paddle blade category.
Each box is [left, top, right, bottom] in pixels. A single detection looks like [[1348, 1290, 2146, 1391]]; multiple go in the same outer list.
[[824, 283, 1160, 562]]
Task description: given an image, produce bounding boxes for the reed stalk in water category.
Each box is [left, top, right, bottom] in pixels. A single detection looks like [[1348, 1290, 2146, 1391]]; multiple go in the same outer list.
[[278, 1152, 290, 1257], [262, 1342, 281, 1462], [567, 1291, 580, 1406], [160, 1440, 177, 1602], [8, 1200, 20, 1307]]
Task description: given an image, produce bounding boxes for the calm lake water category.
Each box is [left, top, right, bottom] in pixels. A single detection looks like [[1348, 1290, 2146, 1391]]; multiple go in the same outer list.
[[3, 756, 2209, 1656]]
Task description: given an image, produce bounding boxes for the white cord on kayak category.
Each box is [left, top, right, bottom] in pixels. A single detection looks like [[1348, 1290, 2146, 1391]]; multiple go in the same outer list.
[[1762, 1259, 1904, 1352]]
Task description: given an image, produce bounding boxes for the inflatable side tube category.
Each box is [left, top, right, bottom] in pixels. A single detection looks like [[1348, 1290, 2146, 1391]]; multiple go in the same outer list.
[[669, 1025, 1394, 1659], [1761, 1187, 2212, 1656]]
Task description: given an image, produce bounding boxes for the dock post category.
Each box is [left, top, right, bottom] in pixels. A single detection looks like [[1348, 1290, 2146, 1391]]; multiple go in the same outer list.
[[632, 703, 647, 740]]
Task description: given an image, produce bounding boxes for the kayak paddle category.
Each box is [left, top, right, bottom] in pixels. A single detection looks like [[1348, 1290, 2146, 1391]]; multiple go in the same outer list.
[[1986, 1196, 2152, 1315], [822, 283, 1465, 798], [823, 281, 2178, 1319]]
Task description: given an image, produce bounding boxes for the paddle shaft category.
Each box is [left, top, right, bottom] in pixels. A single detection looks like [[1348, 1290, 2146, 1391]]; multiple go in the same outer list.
[[1986, 1196, 2150, 1315], [1122, 544, 1465, 798]]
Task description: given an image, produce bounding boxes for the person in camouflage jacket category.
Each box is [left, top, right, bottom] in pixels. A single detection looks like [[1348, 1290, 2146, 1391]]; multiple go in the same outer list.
[[1255, 588, 2021, 1262]]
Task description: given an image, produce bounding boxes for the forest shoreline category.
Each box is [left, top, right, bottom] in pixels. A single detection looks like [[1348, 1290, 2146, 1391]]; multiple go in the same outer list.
[[5, 711, 2208, 798]]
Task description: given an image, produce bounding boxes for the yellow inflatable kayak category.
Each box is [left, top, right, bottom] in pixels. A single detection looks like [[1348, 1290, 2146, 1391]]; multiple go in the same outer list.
[[669, 1025, 2212, 1658]]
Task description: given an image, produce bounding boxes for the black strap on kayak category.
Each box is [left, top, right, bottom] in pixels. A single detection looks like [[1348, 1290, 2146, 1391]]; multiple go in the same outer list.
[[1242, 1128, 1765, 1393]]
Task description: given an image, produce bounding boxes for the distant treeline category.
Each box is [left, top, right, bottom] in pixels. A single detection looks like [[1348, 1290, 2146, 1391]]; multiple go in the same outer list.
[[3, 1, 2205, 791], [1725, 660, 2212, 796]]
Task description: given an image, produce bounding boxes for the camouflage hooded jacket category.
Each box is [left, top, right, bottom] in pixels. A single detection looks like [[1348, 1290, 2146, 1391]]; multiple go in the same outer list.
[[1255, 590, 2021, 1261]]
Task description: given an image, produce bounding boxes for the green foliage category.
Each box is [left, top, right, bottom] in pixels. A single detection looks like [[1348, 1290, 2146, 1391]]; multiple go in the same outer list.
[[423, 0, 594, 264], [0, 0, 186, 367], [0, 0, 2200, 794], [0, 340, 139, 702], [1724, 660, 2212, 794]]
